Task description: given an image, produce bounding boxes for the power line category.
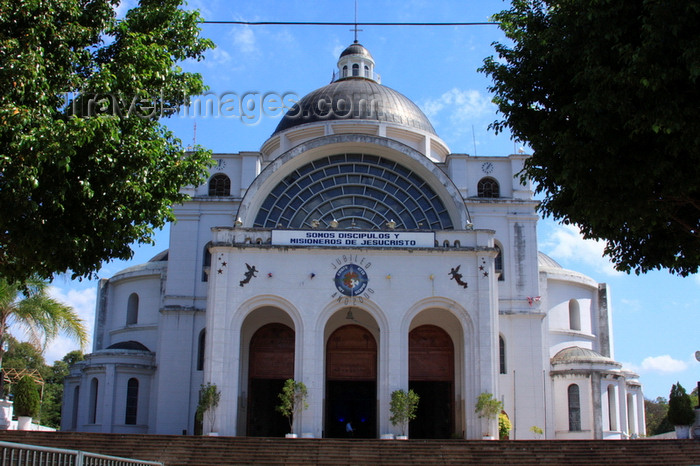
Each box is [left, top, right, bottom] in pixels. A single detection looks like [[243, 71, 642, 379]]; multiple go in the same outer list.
[[202, 21, 498, 26]]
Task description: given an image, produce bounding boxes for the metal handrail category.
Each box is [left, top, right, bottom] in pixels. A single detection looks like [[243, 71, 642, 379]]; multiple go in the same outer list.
[[0, 441, 163, 466]]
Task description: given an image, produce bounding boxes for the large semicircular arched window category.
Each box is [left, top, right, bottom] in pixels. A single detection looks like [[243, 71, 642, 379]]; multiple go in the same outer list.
[[254, 153, 454, 230]]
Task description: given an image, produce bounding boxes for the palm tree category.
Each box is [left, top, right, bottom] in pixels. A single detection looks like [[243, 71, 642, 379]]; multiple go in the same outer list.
[[0, 277, 88, 394]]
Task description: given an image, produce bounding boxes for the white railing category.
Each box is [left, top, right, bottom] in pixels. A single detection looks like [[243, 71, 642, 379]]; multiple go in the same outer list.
[[331, 69, 381, 83], [0, 441, 163, 466]]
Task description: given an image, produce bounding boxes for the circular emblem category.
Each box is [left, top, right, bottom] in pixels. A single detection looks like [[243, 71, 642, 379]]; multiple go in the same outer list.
[[334, 264, 368, 297]]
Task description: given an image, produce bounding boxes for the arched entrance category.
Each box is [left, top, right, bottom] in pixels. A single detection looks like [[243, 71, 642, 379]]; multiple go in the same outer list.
[[325, 324, 377, 438], [409, 325, 454, 438], [247, 323, 294, 436]]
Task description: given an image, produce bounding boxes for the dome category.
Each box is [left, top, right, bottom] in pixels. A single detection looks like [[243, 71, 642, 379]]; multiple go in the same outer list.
[[106, 340, 151, 352], [339, 41, 373, 60], [538, 252, 562, 269], [271, 41, 437, 137], [551, 346, 618, 366], [272, 79, 437, 135], [149, 249, 169, 262]]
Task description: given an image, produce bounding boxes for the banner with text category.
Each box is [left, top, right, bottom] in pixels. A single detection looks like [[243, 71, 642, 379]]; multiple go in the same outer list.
[[271, 230, 435, 248]]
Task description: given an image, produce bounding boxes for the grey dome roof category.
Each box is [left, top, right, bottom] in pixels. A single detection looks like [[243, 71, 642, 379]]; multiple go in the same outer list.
[[273, 79, 437, 135], [106, 340, 151, 352], [538, 252, 562, 269], [340, 42, 373, 60], [551, 346, 618, 365], [149, 249, 169, 262]]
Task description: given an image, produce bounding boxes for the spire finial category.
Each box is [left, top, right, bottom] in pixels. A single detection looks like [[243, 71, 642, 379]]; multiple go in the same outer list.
[[350, 0, 362, 43]]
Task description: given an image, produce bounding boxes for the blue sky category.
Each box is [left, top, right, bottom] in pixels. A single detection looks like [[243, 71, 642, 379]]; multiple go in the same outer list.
[[30, 0, 698, 401]]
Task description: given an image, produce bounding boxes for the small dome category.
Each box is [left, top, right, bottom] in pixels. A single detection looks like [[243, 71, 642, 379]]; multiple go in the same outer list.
[[149, 249, 169, 262], [340, 42, 374, 60], [106, 341, 151, 352], [551, 346, 618, 365], [538, 252, 562, 269], [273, 79, 436, 135]]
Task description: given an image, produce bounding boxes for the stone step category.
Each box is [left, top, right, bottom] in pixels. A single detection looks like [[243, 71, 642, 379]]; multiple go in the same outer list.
[[1, 431, 699, 465]]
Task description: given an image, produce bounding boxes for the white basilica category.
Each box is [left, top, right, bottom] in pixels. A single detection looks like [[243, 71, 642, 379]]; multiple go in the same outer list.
[[62, 42, 645, 440]]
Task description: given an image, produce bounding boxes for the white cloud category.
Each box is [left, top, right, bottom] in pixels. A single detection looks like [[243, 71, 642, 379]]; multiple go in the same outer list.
[[620, 361, 640, 373], [618, 298, 643, 313], [422, 88, 494, 123], [204, 47, 232, 68], [420, 89, 498, 149], [332, 44, 345, 60], [231, 25, 257, 55], [422, 99, 446, 119], [542, 222, 620, 277], [640, 355, 689, 374]]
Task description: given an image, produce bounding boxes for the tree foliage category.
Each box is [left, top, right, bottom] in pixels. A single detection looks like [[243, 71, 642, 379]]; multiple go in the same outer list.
[[644, 396, 673, 436], [0, 277, 87, 356], [481, 0, 700, 275], [276, 379, 308, 434], [475, 392, 502, 421], [1, 336, 82, 427], [13, 375, 40, 418], [0, 0, 214, 283], [668, 382, 695, 426], [498, 412, 512, 440], [195, 382, 220, 433], [389, 389, 420, 436], [41, 350, 84, 428], [1, 336, 48, 375], [0, 276, 85, 413]]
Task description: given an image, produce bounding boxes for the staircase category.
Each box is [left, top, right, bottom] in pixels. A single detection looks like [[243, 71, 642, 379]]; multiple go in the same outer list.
[[1, 431, 699, 465]]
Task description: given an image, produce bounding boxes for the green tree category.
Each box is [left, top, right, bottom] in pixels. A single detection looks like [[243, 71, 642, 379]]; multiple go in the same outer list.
[[1, 336, 48, 375], [644, 396, 673, 436], [0, 277, 87, 395], [475, 392, 503, 437], [195, 382, 221, 434], [0, 0, 214, 284], [40, 351, 84, 428], [389, 389, 420, 437], [481, 0, 700, 276], [13, 375, 40, 418], [276, 379, 308, 435], [0, 335, 82, 427], [475, 392, 502, 421], [668, 382, 695, 426]]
